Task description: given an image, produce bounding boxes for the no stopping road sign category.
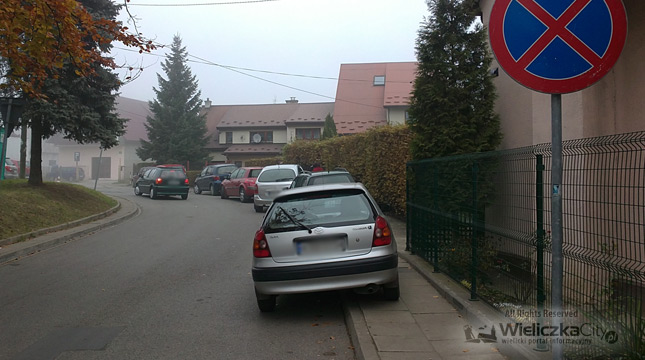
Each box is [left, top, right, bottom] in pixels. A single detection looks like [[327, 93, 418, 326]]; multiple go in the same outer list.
[[489, 0, 627, 94]]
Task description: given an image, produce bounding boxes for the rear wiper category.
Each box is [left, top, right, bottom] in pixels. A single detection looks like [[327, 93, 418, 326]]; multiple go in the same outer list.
[[276, 206, 312, 234]]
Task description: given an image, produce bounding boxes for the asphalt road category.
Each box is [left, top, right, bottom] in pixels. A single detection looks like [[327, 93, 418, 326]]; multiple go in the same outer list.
[[0, 182, 355, 360]]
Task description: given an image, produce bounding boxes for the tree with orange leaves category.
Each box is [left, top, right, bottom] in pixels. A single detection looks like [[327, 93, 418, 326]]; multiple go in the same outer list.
[[0, 0, 153, 96], [0, 0, 155, 185]]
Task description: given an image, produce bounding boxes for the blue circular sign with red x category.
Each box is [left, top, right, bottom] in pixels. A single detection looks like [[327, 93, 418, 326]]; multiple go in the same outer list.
[[489, 0, 627, 94]]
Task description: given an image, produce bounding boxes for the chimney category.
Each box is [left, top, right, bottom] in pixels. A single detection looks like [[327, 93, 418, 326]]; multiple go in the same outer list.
[[285, 97, 298, 104], [204, 98, 212, 108]]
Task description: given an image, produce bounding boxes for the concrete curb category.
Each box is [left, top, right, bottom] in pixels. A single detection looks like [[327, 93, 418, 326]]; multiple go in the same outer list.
[[0, 201, 121, 248], [342, 292, 380, 360], [0, 196, 140, 265]]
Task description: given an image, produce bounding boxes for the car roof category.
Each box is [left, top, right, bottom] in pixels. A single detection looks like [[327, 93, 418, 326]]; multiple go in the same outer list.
[[260, 164, 299, 171], [307, 170, 351, 177], [209, 163, 236, 167], [274, 183, 368, 201]]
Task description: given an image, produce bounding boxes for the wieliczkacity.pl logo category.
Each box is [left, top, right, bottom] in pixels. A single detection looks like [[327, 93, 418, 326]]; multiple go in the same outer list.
[[463, 308, 619, 347]]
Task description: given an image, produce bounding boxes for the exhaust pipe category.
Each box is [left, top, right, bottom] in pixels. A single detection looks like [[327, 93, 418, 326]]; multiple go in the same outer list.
[[354, 284, 380, 295]]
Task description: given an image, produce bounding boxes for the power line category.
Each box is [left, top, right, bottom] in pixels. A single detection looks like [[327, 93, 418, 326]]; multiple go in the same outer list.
[[113, 47, 406, 109], [128, 0, 279, 6]]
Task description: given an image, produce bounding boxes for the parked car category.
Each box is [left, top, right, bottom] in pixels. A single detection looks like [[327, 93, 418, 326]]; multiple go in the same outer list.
[[133, 167, 189, 200], [47, 166, 85, 181], [9, 159, 29, 177], [3, 158, 18, 179], [289, 170, 355, 189], [253, 164, 304, 212], [131, 166, 156, 187], [220, 166, 263, 203], [251, 183, 400, 312], [193, 164, 237, 196]]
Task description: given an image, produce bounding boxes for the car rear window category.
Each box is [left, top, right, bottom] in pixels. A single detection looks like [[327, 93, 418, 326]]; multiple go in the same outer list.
[[258, 169, 296, 182], [216, 166, 236, 174], [249, 169, 262, 178], [265, 192, 374, 232], [309, 174, 353, 186], [160, 170, 186, 179]]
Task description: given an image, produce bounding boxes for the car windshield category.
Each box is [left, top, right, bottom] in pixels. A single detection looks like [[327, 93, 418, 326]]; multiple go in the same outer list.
[[258, 169, 296, 182], [264, 191, 374, 233]]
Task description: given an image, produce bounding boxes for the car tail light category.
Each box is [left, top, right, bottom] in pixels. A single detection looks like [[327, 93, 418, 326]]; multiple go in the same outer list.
[[253, 229, 271, 258], [372, 216, 392, 247], [213, 176, 220, 181], [184, 178, 189, 185], [155, 178, 163, 185]]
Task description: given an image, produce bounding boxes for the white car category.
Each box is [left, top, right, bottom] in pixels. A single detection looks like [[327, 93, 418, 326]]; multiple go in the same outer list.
[[252, 183, 399, 312], [253, 164, 304, 212]]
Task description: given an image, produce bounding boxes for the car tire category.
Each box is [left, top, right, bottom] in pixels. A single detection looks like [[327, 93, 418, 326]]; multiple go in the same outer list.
[[383, 278, 400, 301], [255, 290, 276, 312], [210, 184, 217, 196], [194, 185, 201, 194], [220, 186, 229, 199], [239, 188, 247, 203], [150, 187, 156, 199], [254, 204, 264, 213], [134, 185, 142, 196], [181, 194, 188, 200]]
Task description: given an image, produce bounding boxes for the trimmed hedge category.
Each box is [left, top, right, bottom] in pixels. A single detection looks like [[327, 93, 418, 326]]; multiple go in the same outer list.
[[243, 125, 411, 216]]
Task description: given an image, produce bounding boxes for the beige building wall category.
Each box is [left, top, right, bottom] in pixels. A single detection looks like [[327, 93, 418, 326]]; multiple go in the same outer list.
[[480, 0, 645, 148]]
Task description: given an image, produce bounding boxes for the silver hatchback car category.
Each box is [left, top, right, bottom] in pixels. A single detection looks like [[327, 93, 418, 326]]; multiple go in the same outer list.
[[253, 164, 303, 212], [251, 183, 399, 312]]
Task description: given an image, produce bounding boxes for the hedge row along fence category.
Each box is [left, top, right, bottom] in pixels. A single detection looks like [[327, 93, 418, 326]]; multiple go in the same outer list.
[[246, 124, 411, 217]]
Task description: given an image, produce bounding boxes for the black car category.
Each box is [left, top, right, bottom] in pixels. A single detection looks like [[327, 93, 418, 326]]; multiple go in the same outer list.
[[47, 166, 85, 181], [193, 164, 237, 196], [288, 170, 355, 189], [134, 168, 189, 200]]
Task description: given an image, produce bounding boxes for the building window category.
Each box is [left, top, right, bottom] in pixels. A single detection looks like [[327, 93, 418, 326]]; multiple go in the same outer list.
[[373, 75, 385, 86], [405, 111, 410, 121], [225, 132, 233, 144], [250, 131, 273, 144], [296, 128, 321, 140]]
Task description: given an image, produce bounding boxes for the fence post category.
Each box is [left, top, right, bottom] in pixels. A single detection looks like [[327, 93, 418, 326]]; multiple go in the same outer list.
[[535, 154, 548, 351], [429, 166, 439, 272], [406, 163, 411, 252], [470, 161, 479, 301]]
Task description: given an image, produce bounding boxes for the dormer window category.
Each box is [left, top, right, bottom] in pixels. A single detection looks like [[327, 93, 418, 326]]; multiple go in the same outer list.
[[373, 75, 385, 86]]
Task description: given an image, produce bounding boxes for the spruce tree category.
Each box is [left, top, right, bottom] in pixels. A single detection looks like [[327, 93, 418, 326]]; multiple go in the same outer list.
[[322, 113, 337, 139], [137, 35, 209, 167], [408, 0, 501, 160]]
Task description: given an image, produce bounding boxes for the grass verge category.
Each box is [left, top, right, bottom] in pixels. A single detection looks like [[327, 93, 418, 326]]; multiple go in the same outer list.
[[0, 179, 117, 240]]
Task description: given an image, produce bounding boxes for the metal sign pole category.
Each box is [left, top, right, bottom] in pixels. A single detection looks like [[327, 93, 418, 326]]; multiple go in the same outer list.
[[551, 93, 564, 359], [93, 147, 103, 191]]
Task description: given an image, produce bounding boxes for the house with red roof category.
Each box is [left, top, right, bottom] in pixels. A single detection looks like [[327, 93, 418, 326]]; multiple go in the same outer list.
[[332, 62, 416, 135], [206, 99, 334, 166]]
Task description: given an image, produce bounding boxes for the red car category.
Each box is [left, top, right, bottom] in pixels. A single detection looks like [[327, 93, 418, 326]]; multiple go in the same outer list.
[[220, 166, 263, 203]]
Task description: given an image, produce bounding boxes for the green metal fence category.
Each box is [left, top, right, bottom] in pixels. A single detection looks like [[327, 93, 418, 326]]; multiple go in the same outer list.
[[407, 131, 645, 357]]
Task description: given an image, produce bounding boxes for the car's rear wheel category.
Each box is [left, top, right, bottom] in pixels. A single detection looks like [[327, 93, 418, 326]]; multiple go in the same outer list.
[[134, 185, 142, 196], [210, 184, 217, 196], [383, 277, 400, 301], [255, 290, 276, 312], [150, 187, 156, 199], [254, 204, 263, 213], [220, 186, 229, 199], [239, 188, 247, 203], [194, 184, 201, 194]]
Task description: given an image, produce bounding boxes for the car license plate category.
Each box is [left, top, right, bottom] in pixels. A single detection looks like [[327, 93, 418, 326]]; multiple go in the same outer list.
[[296, 237, 346, 256], [169, 180, 179, 185]]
